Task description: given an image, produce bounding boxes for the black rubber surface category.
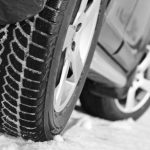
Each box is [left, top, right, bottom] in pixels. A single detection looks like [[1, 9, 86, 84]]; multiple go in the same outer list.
[[0, 0, 108, 141], [80, 79, 150, 121]]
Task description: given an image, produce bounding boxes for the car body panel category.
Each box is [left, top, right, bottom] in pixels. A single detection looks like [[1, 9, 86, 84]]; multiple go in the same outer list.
[[106, 0, 138, 39], [98, 18, 122, 54], [113, 42, 144, 71], [97, 0, 141, 71], [90, 44, 127, 87], [125, 0, 150, 46], [89, 0, 150, 92]]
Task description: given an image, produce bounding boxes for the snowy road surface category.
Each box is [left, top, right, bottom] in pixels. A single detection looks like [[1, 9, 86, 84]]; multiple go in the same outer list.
[[0, 103, 150, 150]]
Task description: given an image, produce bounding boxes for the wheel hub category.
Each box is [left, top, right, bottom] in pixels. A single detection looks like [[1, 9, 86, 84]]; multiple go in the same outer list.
[[54, 0, 101, 112]]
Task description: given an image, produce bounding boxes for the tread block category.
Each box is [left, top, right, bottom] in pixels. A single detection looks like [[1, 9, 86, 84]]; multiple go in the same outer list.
[[29, 43, 46, 60], [32, 31, 48, 47], [20, 96, 36, 106], [20, 125, 37, 132], [9, 54, 22, 72], [4, 85, 19, 99], [7, 66, 21, 82], [15, 28, 28, 48], [46, 0, 63, 10], [21, 131, 39, 141], [2, 116, 17, 128], [46, 0, 68, 11], [3, 93, 17, 107], [26, 56, 44, 72], [20, 119, 36, 128], [0, 31, 5, 39], [3, 101, 17, 114], [3, 122, 18, 133], [35, 18, 58, 34], [24, 68, 41, 81], [23, 79, 40, 90], [39, 7, 59, 23], [5, 76, 19, 91], [21, 88, 38, 99], [20, 112, 36, 121], [28, 17, 35, 22], [12, 41, 25, 60], [35, 18, 50, 34], [4, 127, 18, 137], [20, 103, 36, 114], [19, 21, 31, 35], [3, 108, 17, 122]]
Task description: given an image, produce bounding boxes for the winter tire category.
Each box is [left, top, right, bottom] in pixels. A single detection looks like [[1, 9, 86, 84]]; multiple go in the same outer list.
[[0, 0, 108, 141]]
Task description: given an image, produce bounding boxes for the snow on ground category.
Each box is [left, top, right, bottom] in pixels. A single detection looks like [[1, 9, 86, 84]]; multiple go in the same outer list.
[[0, 105, 150, 150]]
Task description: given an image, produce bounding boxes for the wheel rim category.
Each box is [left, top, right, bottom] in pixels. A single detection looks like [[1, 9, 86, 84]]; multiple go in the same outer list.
[[54, 0, 101, 112], [115, 47, 150, 113]]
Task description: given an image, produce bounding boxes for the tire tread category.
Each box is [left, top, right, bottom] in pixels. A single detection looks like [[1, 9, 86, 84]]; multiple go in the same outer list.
[[0, 0, 69, 141]]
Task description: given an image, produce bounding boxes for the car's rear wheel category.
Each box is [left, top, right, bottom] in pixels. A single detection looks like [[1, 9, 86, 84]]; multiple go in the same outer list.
[[80, 47, 150, 121], [0, 0, 107, 141]]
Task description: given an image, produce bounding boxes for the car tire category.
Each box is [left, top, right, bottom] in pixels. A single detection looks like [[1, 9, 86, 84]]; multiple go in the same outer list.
[[0, 0, 108, 141], [80, 76, 150, 121]]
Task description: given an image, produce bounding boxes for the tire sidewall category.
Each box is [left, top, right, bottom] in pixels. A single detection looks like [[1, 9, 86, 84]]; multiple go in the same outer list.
[[44, 0, 107, 140]]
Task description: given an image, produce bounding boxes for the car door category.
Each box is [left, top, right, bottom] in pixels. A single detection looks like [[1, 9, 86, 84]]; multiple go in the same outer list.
[[90, 0, 139, 79], [125, 0, 150, 46], [113, 0, 150, 71], [98, 0, 138, 54]]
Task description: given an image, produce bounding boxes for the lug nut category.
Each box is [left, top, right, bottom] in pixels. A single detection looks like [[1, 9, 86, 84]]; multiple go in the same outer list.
[[76, 23, 82, 32], [71, 41, 76, 51]]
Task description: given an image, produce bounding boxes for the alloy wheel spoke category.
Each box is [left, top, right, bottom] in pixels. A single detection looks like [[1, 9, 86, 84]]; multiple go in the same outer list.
[[74, 0, 89, 23], [55, 60, 70, 107], [74, 0, 100, 32], [71, 45, 84, 82], [143, 93, 150, 103], [139, 77, 150, 93], [126, 86, 137, 111], [54, 0, 100, 112], [63, 26, 75, 51], [116, 47, 150, 113], [137, 51, 150, 72], [83, 0, 100, 29]]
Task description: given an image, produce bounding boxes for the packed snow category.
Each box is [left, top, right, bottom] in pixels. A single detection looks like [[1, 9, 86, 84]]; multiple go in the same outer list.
[[0, 103, 150, 150]]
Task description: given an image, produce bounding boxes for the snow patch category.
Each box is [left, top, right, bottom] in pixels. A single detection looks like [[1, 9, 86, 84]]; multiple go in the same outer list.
[[79, 117, 92, 130], [53, 135, 64, 142], [110, 118, 135, 131], [0, 110, 148, 150], [2, 143, 19, 150]]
